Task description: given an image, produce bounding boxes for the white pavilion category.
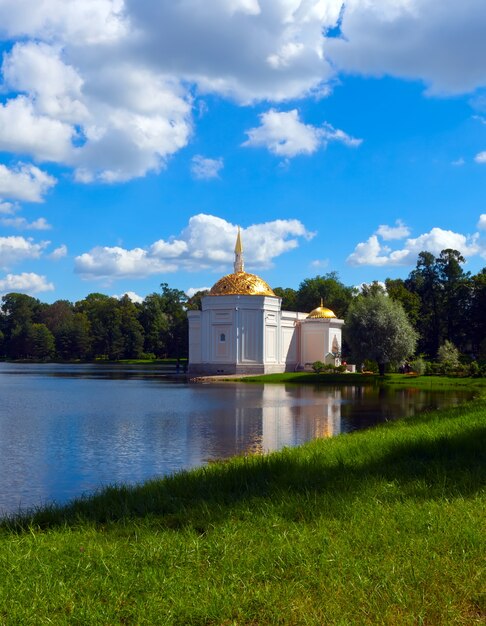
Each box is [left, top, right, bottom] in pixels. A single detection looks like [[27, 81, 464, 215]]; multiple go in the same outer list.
[[187, 229, 344, 375]]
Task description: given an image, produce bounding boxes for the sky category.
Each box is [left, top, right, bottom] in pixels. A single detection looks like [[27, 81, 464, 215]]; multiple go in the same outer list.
[[0, 0, 485, 304]]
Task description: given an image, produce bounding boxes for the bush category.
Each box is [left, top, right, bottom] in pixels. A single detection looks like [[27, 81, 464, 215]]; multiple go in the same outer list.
[[410, 356, 426, 376], [335, 364, 347, 373], [437, 340, 461, 375], [469, 360, 481, 378], [312, 361, 325, 373]]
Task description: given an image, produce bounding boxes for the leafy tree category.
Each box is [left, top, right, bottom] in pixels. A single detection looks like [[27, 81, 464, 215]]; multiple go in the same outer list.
[[470, 268, 486, 356], [406, 251, 442, 356], [384, 278, 421, 328], [273, 287, 298, 311], [76, 294, 124, 359], [31, 323, 56, 359], [56, 312, 92, 360], [437, 340, 461, 374], [296, 273, 356, 318], [345, 293, 418, 376], [1, 293, 43, 359], [118, 295, 144, 358], [140, 294, 170, 357], [435, 249, 471, 350], [186, 290, 209, 311]]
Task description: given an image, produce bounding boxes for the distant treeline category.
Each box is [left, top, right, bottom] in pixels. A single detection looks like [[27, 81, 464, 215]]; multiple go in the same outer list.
[[0, 249, 485, 361]]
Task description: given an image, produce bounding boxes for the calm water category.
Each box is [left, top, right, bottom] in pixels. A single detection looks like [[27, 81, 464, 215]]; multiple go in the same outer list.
[[0, 363, 472, 515]]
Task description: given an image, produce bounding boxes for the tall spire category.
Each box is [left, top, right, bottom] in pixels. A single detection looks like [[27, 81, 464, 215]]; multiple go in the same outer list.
[[234, 226, 244, 273]]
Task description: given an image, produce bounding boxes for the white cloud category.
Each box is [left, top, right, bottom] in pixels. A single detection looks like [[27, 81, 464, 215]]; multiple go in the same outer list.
[[0, 201, 17, 215], [310, 258, 330, 269], [474, 151, 486, 164], [0, 272, 54, 295], [325, 0, 486, 96], [478, 214, 486, 230], [0, 217, 51, 230], [123, 0, 343, 103], [0, 97, 75, 162], [75, 213, 314, 280], [112, 291, 145, 304], [376, 220, 411, 241], [186, 286, 211, 298], [347, 226, 482, 267], [0, 164, 56, 202], [243, 109, 361, 158], [191, 155, 224, 180], [2, 42, 87, 123], [49, 244, 68, 260], [0, 236, 49, 268], [0, 0, 127, 44], [451, 158, 465, 167]]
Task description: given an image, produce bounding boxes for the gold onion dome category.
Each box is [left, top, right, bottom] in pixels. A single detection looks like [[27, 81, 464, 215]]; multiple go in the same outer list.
[[307, 299, 337, 319], [210, 272, 276, 296]]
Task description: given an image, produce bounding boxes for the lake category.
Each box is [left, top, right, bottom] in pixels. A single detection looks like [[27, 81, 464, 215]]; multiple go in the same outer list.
[[0, 363, 472, 516]]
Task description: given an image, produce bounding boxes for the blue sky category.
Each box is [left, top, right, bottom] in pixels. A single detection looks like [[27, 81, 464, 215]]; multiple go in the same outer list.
[[0, 0, 485, 304]]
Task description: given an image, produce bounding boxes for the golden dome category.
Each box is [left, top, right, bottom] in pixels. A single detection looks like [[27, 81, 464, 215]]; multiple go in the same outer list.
[[307, 299, 336, 319], [209, 271, 276, 296]]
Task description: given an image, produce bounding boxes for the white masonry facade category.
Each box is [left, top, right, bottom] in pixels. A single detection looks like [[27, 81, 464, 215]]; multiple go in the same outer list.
[[187, 230, 344, 376]]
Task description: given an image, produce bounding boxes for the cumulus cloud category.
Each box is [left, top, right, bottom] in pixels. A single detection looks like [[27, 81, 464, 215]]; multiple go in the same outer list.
[[347, 225, 483, 267], [0, 236, 49, 268], [243, 109, 361, 157], [0, 201, 17, 215], [0, 0, 127, 44], [75, 213, 314, 280], [191, 155, 224, 180], [478, 214, 486, 230], [112, 291, 145, 304], [376, 220, 411, 241], [123, 0, 343, 103], [0, 164, 56, 202], [0, 216, 51, 230], [186, 286, 211, 298], [0, 272, 54, 295], [474, 151, 486, 164], [49, 244, 68, 260], [325, 0, 486, 96], [0, 0, 485, 184]]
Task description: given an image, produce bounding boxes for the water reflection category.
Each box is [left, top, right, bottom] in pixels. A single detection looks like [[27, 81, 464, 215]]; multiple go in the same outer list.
[[0, 363, 471, 515]]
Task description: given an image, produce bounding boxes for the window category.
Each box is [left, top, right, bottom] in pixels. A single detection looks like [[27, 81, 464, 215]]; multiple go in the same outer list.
[[220, 333, 226, 342]]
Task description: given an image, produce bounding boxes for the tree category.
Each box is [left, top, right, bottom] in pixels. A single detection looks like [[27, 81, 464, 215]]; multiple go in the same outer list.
[[470, 268, 486, 356], [406, 251, 442, 356], [345, 293, 418, 376], [31, 323, 56, 359], [437, 340, 461, 375], [296, 273, 356, 318], [273, 287, 298, 311], [384, 278, 421, 328]]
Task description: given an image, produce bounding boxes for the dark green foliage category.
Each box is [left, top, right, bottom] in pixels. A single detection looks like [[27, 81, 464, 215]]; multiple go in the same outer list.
[[345, 293, 418, 376], [296, 272, 356, 317], [273, 286, 298, 310]]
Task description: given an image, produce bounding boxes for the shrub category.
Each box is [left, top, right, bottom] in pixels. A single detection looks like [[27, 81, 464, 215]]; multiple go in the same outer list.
[[437, 340, 461, 375], [312, 361, 325, 373], [410, 356, 426, 376], [469, 360, 481, 378]]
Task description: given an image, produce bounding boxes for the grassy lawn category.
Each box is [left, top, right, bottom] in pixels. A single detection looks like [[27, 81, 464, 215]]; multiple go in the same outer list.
[[238, 371, 486, 391], [1, 390, 484, 624]]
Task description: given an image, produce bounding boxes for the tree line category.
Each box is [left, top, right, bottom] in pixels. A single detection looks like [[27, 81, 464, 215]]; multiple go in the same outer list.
[[0, 248, 484, 362]]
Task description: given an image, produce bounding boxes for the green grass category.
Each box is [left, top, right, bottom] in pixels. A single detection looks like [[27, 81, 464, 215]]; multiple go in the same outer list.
[[239, 371, 486, 391], [1, 397, 485, 624]]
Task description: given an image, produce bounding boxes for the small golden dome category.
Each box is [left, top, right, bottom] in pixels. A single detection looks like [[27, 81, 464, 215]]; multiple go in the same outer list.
[[210, 272, 276, 296], [307, 299, 336, 319]]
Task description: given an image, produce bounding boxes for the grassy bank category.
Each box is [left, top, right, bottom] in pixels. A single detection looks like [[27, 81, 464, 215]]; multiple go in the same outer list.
[[238, 371, 486, 391], [1, 398, 485, 624]]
